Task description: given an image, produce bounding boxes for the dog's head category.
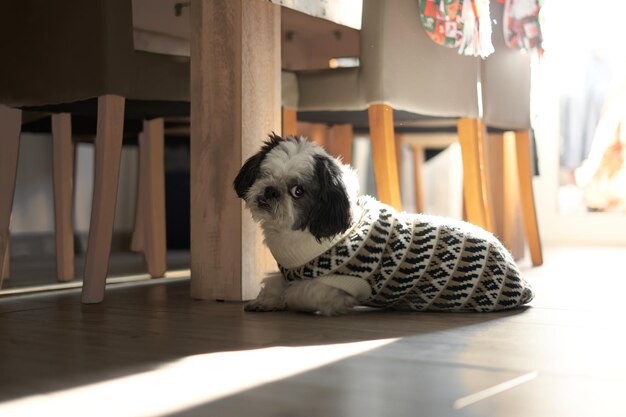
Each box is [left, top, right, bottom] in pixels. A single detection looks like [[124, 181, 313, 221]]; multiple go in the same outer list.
[[233, 134, 358, 240]]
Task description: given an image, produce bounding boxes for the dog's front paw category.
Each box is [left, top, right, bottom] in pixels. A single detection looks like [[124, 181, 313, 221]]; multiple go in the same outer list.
[[316, 291, 357, 316], [244, 273, 288, 312], [244, 298, 287, 313]]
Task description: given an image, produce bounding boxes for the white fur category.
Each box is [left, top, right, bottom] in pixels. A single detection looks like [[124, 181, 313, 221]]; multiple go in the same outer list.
[[241, 137, 362, 316], [245, 140, 324, 232], [245, 273, 357, 316]]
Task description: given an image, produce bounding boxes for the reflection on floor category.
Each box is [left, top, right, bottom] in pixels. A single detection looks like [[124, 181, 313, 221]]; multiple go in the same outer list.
[[0, 246, 625, 416], [1, 250, 190, 290]]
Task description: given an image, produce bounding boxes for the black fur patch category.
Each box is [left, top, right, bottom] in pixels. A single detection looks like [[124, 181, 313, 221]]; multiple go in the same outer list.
[[307, 155, 353, 240], [233, 133, 283, 198]]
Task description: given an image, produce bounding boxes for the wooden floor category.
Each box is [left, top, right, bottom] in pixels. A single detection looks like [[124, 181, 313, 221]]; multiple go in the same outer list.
[[2, 250, 190, 289], [1, 246, 625, 416]]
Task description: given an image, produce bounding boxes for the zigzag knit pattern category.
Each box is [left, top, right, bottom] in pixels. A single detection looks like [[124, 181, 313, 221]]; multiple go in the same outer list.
[[279, 196, 534, 312]]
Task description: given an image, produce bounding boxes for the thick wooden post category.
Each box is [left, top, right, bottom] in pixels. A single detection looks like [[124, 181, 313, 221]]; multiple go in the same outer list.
[[190, 0, 280, 301]]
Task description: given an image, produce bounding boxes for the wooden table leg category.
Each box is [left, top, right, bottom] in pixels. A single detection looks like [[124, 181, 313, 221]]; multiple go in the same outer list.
[[190, 0, 280, 301]]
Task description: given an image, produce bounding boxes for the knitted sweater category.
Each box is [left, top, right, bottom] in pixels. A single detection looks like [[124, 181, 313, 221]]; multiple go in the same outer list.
[[279, 196, 534, 312]]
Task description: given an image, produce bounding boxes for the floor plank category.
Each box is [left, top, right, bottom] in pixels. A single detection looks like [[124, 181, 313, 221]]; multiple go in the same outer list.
[[0, 246, 625, 416]]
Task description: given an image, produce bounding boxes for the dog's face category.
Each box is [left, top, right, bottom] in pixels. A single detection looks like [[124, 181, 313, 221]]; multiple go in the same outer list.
[[234, 134, 356, 240]]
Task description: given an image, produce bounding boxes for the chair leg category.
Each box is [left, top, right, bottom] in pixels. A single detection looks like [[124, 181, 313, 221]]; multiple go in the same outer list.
[[411, 144, 425, 213], [282, 107, 298, 137], [81, 95, 125, 304], [367, 104, 402, 211], [501, 132, 525, 259], [51, 113, 75, 281], [457, 118, 494, 232], [1, 241, 9, 281], [0, 105, 21, 289], [131, 132, 146, 253], [327, 123, 353, 164], [477, 121, 496, 233], [298, 122, 328, 148], [142, 118, 167, 278], [513, 129, 543, 266]]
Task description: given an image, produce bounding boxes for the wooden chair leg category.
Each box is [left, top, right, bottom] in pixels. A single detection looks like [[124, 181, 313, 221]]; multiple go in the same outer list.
[[282, 107, 298, 137], [457, 118, 491, 231], [131, 132, 146, 253], [394, 134, 405, 194], [513, 130, 543, 266], [477, 120, 496, 233], [81, 95, 125, 304], [1, 241, 9, 281], [298, 122, 328, 148], [142, 118, 167, 278], [411, 144, 425, 213], [501, 132, 525, 259], [0, 105, 21, 289], [367, 104, 402, 211], [51, 113, 75, 281], [327, 123, 353, 164]]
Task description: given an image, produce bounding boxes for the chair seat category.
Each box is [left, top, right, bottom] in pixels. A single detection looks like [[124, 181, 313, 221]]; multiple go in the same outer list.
[[21, 98, 189, 118], [1, 52, 189, 107], [128, 51, 189, 102], [297, 68, 365, 111], [20, 99, 189, 145], [297, 109, 459, 131]]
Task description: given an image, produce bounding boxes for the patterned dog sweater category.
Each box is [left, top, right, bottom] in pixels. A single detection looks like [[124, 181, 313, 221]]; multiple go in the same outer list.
[[279, 196, 534, 312]]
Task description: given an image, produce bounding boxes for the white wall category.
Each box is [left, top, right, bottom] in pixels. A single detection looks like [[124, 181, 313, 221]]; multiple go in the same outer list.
[[352, 135, 463, 218], [10, 133, 138, 236]]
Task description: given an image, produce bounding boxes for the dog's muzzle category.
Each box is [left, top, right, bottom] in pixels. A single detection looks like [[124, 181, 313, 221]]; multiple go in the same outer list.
[[257, 186, 280, 212], [256, 197, 272, 212]]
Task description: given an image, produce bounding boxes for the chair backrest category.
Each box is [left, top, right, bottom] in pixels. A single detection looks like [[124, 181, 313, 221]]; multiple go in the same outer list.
[[0, 0, 135, 106], [359, 0, 480, 118], [480, 1, 531, 129]]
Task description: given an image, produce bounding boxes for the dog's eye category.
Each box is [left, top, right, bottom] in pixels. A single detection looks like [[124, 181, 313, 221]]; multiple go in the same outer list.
[[289, 185, 304, 199]]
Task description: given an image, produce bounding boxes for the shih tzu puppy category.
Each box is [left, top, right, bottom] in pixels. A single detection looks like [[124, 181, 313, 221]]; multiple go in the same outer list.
[[234, 134, 533, 316]]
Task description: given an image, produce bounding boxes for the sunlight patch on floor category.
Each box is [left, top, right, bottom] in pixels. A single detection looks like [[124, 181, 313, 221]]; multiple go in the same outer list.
[[0, 338, 397, 417]]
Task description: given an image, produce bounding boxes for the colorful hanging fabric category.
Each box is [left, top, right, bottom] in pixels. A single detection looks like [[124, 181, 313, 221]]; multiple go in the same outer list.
[[458, 0, 494, 58], [501, 0, 543, 54], [419, 0, 464, 48], [419, 0, 494, 58]]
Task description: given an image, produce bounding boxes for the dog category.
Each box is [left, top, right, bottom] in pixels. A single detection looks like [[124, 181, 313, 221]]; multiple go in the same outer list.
[[234, 134, 533, 315]]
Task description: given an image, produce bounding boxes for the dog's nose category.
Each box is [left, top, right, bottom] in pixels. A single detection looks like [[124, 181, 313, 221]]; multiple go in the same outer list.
[[264, 186, 281, 200]]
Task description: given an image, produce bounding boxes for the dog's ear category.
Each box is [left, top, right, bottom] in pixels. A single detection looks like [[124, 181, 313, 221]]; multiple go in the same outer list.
[[308, 155, 353, 240], [233, 134, 283, 198], [233, 152, 264, 198]]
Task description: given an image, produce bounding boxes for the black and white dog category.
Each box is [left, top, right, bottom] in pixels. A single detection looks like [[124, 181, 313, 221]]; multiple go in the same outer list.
[[234, 134, 533, 315]]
